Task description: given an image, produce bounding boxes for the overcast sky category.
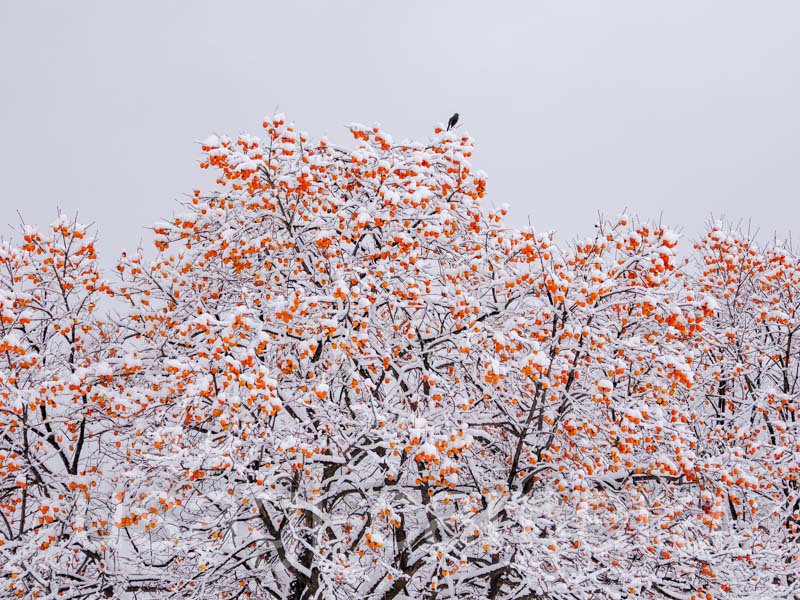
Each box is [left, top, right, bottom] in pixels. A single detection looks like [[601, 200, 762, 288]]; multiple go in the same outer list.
[[2, 1, 800, 260]]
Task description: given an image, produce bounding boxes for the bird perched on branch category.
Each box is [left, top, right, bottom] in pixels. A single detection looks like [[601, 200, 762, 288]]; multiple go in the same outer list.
[[447, 112, 459, 131]]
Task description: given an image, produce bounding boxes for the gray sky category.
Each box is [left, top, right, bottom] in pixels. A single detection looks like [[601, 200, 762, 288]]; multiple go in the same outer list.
[[2, 1, 800, 260]]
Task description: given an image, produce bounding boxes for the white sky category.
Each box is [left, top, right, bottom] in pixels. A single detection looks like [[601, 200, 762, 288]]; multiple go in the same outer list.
[[2, 1, 800, 259]]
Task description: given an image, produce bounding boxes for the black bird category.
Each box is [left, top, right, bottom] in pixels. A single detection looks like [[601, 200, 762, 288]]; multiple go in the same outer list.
[[447, 112, 459, 131]]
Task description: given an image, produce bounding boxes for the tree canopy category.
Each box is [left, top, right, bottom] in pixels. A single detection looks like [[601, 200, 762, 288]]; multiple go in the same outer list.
[[1, 116, 798, 599]]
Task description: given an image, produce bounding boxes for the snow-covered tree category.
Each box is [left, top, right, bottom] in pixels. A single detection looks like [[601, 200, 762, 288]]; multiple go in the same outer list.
[[1, 116, 798, 599], [0, 218, 124, 597]]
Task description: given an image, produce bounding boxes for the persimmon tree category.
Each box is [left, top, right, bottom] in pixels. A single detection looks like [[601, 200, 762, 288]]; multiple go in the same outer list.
[[1, 116, 799, 599], [0, 217, 125, 597]]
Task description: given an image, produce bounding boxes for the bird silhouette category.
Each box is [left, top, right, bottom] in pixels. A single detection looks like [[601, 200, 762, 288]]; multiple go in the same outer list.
[[447, 113, 459, 131]]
